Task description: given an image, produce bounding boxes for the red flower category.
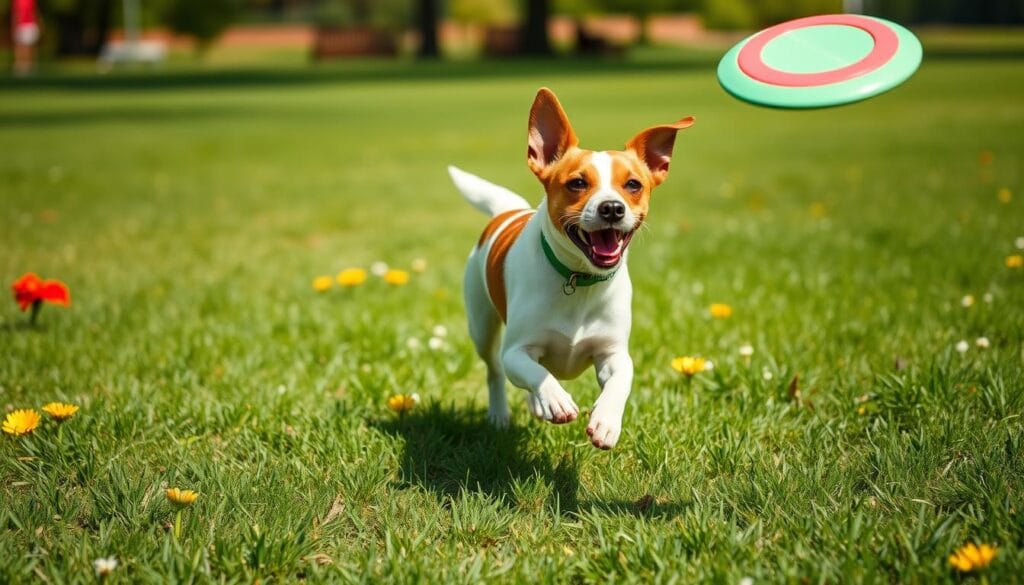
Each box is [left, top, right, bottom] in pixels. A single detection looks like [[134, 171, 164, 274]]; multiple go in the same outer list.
[[12, 272, 70, 312]]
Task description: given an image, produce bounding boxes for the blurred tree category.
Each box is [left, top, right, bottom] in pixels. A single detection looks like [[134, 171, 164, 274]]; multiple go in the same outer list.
[[553, 0, 598, 16], [312, 0, 409, 30], [417, 0, 439, 57], [164, 0, 243, 53], [244, 0, 290, 17], [701, 0, 841, 29], [41, 0, 115, 56], [521, 0, 552, 55], [450, 0, 516, 24], [864, 0, 1024, 23], [700, 0, 756, 29], [755, 0, 841, 24]]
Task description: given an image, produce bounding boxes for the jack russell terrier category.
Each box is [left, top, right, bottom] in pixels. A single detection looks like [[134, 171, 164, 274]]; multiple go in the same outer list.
[[448, 88, 694, 449]]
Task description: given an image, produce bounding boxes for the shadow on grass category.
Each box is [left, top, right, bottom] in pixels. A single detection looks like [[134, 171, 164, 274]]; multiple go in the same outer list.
[[372, 402, 580, 515], [372, 403, 694, 520], [0, 54, 719, 93], [0, 104, 245, 129]]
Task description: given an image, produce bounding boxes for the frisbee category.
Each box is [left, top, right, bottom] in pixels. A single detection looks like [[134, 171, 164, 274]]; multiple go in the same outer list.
[[717, 14, 922, 109]]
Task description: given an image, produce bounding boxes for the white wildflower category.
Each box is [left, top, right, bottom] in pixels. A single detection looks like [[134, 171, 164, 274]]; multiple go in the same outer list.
[[370, 261, 389, 277], [93, 556, 118, 577]]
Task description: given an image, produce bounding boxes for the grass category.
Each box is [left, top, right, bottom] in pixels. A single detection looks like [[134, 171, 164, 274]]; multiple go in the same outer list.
[[1, 47, 1023, 583]]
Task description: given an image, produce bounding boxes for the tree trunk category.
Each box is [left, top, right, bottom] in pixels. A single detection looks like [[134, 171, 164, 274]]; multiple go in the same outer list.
[[52, 0, 114, 57], [521, 0, 551, 56], [54, 12, 86, 56], [89, 0, 113, 55], [352, 0, 370, 23], [417, 0, 439, 58], [636, 12, 650, 46]]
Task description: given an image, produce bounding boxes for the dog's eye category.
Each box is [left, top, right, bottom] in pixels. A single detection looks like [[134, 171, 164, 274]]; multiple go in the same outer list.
[[566, 178, 589, 192], [624, 179, 643, 193]]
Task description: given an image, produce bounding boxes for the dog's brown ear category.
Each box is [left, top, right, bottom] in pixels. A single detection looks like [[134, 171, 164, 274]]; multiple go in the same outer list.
[[626, 116, 695, 186], [527, 88, 579, 177]]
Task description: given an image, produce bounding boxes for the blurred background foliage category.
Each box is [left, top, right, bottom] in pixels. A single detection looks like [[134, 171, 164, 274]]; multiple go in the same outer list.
[[10, 0, 1024, 58], [311, 0, 411, 29]]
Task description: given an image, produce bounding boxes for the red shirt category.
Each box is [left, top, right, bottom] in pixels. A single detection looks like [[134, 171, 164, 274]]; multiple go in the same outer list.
[[13, 0, 37, 27]]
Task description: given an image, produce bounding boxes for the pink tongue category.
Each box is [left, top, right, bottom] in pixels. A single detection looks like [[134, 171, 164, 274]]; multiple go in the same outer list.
[[590, 229, 621, 256]]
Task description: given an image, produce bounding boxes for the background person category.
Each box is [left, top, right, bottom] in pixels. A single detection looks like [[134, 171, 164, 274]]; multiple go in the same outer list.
[[11, 0, 39, 75]]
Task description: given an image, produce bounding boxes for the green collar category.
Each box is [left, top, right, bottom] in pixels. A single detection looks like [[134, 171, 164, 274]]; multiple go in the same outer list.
[[540, 233, 618, 295]]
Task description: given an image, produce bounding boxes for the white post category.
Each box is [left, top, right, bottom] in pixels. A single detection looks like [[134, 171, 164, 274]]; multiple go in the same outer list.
[[123, 0, 140, 60]]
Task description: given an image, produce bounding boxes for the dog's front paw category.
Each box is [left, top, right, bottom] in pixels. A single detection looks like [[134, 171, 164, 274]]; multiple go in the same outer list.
[[487, 406, 511, 429], [586, 406, 623, 449], [527, 382, 579, 424]]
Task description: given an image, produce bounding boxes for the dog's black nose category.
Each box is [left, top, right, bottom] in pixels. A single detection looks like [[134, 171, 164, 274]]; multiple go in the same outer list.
[[598, 200, 626, 222]]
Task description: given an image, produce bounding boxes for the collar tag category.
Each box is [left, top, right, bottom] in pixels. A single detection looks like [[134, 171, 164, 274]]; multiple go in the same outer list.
[[562, 273, 579, 296]]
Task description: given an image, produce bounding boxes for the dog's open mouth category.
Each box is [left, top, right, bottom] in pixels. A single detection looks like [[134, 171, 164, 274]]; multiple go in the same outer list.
[[567, 226, 635, 268]]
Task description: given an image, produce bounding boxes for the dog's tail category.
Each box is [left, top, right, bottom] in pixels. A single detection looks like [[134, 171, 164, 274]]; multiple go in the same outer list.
[[448, 165, 532, 217]]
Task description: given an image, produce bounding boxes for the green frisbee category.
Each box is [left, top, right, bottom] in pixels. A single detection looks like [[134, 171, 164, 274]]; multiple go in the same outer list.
[[718, 14, 922, 109]]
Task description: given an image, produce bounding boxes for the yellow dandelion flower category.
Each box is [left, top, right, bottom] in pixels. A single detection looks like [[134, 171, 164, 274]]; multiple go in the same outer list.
[[709, 303, 732, 319], [312, 276, 333, 292], [671, 356, 707, 376], [1006, 255, 1023, 268], [383, 269, 410, 286], [949, 542, 997, 572], [336, 268, 368, 287], [387, 393, 420, 412], [997, 188, 1012, 204], [41, 402, 79, 421], [411, 258, 428, 273], [3, 409, 41, 436], [166, 487, 199, 506]]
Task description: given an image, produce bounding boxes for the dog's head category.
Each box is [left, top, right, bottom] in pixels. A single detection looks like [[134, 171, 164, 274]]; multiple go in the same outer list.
[[527, 88, 694, 269]]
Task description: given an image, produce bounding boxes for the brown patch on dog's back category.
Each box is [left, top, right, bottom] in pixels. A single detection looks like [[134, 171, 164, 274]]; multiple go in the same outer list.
[[478, 209, 526, 247], [484, 211, 535, 321]]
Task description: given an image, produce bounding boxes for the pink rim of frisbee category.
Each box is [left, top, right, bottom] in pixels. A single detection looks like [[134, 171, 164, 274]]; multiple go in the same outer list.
[[737, 14, 900, 87]]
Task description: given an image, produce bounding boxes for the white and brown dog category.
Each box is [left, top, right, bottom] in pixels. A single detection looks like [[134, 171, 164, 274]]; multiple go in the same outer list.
[[449, 88, 694, 449]]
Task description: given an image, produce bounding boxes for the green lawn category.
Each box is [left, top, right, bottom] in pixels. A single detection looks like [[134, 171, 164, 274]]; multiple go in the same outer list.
[[1, 51, 1023, 583]]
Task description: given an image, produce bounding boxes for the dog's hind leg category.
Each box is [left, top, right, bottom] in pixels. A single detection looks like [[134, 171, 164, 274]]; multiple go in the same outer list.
[[464, 253, 509, 427]]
